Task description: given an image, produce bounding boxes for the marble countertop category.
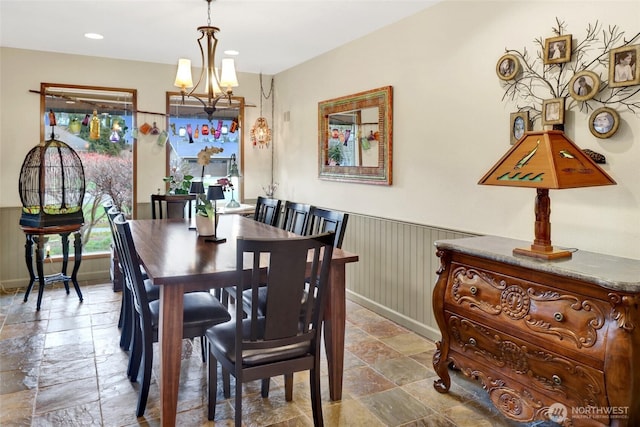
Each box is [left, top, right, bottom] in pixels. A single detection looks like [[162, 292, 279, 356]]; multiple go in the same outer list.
[[435, 235, 640, 293]]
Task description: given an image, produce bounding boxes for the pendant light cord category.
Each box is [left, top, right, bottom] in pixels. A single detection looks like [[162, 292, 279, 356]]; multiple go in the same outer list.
[[259, 73, 275, 185]]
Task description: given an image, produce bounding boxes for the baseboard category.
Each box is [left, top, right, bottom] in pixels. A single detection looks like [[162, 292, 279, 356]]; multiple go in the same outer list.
[[346, 289, 442, 343]]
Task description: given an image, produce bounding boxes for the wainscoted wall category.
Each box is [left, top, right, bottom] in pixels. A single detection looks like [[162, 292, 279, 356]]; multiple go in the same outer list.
[[342, 213, 476, 341]]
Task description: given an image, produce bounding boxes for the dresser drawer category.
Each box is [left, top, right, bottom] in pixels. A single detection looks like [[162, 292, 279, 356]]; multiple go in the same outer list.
[[445, 312, 608, 412], [444, 263, 609, 359]]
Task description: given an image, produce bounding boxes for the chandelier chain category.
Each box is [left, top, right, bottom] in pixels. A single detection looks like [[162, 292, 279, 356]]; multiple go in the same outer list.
[[207, 0, 212, 26]]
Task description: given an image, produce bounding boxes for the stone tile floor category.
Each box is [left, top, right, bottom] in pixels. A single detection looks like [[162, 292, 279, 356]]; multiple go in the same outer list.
[[0, 282, 556, 426]]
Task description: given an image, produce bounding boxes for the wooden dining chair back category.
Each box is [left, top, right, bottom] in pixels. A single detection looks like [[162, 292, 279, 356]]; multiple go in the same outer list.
[[114, 214, 231, 417], [150, 194, 195, 219], [206, 232, 335, 427], [280, 201, 312, 235], [253, 196, 282, 227], [307, 207, 349, 248]]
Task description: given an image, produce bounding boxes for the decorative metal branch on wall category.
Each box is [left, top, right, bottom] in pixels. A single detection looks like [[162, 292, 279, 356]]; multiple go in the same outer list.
[[496, 18, 639, 142]]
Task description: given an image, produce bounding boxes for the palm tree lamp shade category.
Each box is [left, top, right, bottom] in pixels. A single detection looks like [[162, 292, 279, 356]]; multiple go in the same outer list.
[[478, 130, 616, 260]]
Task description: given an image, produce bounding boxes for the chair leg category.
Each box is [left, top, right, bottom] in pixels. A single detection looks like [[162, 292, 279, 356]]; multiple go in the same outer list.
[[119, 286, 132, 350], [234, 371, 242, 427], [207, 343, 217, 421], [136, 329, 154, 417], [200, 336, 207, 363], [310, 365, 324, 427], [127, 318, 142, 381], [261, 378, 270, 398], [284, 374, 293, 401], [223, 368, 231, 398]]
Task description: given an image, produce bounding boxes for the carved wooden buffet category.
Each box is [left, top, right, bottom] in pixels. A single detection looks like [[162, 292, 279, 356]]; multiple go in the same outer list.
[[432, 236, 640, 426]]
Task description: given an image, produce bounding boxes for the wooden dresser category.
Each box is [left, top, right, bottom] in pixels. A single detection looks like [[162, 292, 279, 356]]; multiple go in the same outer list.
[[432, 236, 640, 426]]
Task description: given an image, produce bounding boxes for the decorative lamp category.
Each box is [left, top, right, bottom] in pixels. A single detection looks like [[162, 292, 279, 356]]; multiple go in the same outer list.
[[478, 130, 616, 260], [251, 72, 273, 148], [205, 185, 226, 243], [189, 181, 205, 195], [174, 0, 239, 122], [226, 153, 241, 208], [250, 117, 271, 147]]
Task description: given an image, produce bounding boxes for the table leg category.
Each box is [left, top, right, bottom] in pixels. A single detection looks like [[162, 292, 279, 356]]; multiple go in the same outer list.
[[159, 284, 184, 427], [23, 235, 36, 302], [324, 263, 346, 401]]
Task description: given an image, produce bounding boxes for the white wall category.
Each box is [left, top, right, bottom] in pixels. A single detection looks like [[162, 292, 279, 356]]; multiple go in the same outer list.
[[273, 0, 640, 259]]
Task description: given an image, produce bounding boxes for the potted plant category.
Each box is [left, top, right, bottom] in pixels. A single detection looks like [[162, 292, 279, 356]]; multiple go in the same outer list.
[[328, 145, 342, 166], [193, 146, 224, 236]]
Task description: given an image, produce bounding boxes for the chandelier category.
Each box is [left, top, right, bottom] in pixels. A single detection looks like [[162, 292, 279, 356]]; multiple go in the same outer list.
[[174, 0, 238, 122]]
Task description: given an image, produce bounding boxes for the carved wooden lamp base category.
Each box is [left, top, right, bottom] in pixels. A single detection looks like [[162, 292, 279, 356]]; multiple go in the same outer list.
[[512, 189, 572, 261], [512, 245, 572, 260]]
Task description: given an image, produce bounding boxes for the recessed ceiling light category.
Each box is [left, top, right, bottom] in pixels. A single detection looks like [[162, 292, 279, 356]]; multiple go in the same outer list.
[[224, 50, 239, 56], [84, 33, 104, 40]]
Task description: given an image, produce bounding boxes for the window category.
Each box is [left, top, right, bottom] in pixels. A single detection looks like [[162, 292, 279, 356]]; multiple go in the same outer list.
[[166, 92, 244, 204], [41, 84, 136, 255]]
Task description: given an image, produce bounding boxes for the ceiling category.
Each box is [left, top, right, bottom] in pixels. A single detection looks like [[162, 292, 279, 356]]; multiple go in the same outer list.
[[0, 0, 437, 75]]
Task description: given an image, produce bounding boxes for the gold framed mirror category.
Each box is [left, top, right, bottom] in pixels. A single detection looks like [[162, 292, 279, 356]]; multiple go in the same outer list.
[[318, 86, 393, 185]]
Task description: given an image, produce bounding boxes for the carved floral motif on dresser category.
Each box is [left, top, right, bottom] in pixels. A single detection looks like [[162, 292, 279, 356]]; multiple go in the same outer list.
[[609, 292, 640, 331], [448, 265, 607, 349], [448, 315, 606, 408]]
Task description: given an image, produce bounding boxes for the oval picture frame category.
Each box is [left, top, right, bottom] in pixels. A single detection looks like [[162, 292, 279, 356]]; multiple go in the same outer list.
[[589, 107, 619, 139], [496, 54, 520, 81], [569, 70, 600, 101]]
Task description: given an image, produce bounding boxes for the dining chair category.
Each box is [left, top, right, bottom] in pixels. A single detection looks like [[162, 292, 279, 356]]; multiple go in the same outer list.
[[206, 232, 335, 427], [306, 206, 349, 249], [253, 196, 282, 227], [150, 194, 196, 219], [114, 214, 231, 417], [239, 206, 349, 319], [280, 201, 312, 235]]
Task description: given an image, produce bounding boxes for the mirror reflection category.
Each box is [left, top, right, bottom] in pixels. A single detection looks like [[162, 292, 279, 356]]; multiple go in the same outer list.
[[319, 86, 392, 185]]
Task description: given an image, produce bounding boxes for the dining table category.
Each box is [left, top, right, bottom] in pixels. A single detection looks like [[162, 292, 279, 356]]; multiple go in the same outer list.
[[128, 214, 359, 426]]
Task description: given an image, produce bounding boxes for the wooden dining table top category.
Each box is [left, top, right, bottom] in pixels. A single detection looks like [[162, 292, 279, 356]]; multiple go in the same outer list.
[[129, 215, 358, 288]]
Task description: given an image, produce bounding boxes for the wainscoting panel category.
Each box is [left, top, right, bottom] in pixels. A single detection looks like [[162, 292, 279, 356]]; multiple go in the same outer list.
[[342, 213, 476, 341]]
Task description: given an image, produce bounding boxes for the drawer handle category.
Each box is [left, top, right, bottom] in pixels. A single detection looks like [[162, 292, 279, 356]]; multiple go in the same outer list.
[[554, 312, 564, 322], [552, 375, 562, 385], [469, 286, 478, 296], [468, 338, 477, 346]]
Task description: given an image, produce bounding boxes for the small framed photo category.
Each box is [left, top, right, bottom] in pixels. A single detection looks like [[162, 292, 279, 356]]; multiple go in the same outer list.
[[569, 70, 600, 101], [510, 111, 531, 145], [542, 98, 565, 126], [544, 34, 572, 65], [608, 44, 640, 87], [589, 107, 620, 139], [496, 54, 520, 81]]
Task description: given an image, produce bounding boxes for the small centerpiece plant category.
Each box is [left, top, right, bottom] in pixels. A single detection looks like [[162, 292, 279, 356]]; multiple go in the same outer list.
[[194, 146, 223, 236]]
